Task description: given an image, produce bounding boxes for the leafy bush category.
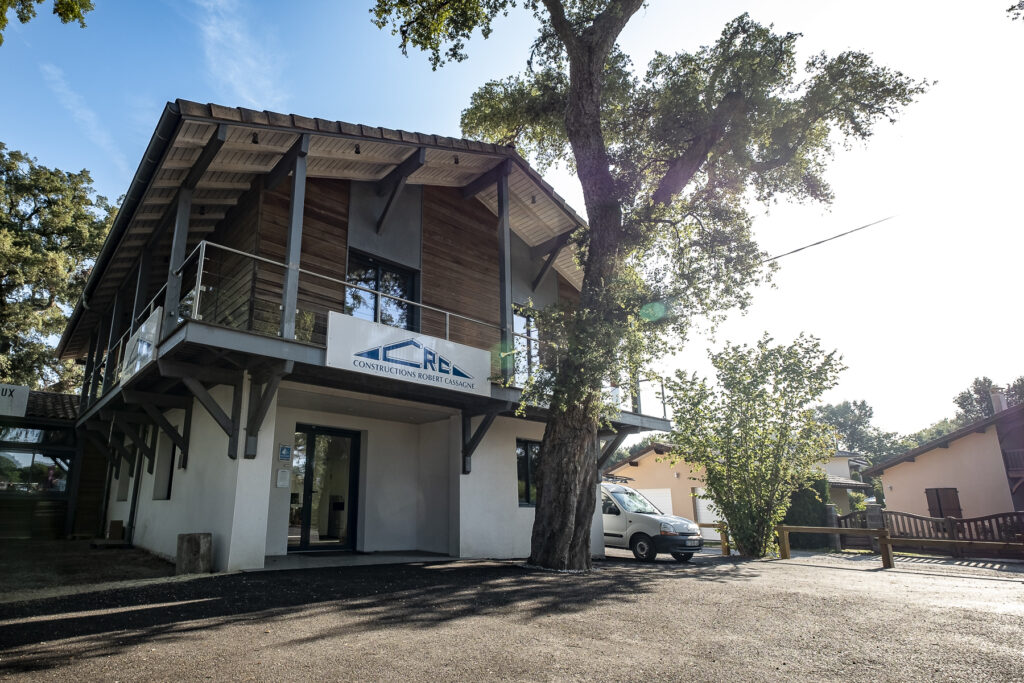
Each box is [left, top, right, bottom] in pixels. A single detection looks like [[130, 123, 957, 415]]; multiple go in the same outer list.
[[783, 477, 831, 549]]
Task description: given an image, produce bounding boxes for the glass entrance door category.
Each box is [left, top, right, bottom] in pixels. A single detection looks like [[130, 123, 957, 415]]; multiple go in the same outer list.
[[288, 425, 360, 551]]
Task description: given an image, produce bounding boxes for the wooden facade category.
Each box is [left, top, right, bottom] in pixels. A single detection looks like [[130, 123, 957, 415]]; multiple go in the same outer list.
[[197, 177, 515, 353]]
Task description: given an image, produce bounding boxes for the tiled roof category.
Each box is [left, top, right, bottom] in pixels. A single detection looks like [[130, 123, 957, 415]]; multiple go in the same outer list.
[[25, 391, 79, 421], [826, 474, 873, 490]]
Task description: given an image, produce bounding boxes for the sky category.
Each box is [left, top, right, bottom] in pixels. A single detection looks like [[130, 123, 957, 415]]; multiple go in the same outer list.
[[1, 1, 1021, 435]]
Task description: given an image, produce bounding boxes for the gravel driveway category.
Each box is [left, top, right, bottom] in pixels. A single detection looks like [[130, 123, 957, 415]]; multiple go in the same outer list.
[[0, 550, 1021, 681]]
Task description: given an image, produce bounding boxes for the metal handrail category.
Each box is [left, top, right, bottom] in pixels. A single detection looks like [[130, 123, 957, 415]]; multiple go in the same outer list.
[[180, 240, 503, 341]]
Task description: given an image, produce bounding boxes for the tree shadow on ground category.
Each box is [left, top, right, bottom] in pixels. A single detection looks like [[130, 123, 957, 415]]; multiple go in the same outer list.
[[0, 555, 757, 674], [0, 540, 173, 594]]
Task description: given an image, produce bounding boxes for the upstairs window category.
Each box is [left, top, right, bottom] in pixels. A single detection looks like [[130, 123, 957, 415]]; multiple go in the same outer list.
[[345, 251, 417, 331], [513, 305, 541, 387]]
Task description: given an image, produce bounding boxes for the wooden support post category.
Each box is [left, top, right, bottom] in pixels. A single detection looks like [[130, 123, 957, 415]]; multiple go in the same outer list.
[[879, 528, 894, 569], [131, 248, 153, 333], [79, 328, 99, 413], [102, 289, 124, 391], [162, 188, 193, 341], [89, 317, 106, 405], [280, 135, 310, 340], [720, 525, 730, 556], [778, 524, 791, 559], [496, 162, 513, 383]]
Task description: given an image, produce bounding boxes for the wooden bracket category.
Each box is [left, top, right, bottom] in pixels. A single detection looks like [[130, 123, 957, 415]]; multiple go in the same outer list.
[[596, 431, 631, 470], [376, 148, 425, 233], [460, 159, 511, 200], [462, 405, 508, 474], [244, 361, 292, 458]]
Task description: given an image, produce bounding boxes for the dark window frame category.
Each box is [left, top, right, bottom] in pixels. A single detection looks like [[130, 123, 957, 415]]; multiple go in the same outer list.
[[516, 438, 541, 507], [344, 250, 419, 332]]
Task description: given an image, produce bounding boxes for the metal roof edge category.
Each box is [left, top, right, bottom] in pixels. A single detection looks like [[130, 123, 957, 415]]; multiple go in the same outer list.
[[57, 101, 183, 359]]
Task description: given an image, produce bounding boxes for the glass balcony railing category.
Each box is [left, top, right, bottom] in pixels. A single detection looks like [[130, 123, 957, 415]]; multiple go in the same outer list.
[[81, 240, 668, 419]]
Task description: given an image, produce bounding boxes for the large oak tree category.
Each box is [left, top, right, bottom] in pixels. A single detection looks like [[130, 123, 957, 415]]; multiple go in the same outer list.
[[373, 1, 927, 570], [0, 142, 112, 391]]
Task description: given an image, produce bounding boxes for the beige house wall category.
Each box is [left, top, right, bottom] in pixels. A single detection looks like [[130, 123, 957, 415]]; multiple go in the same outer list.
[[879, 426, 1013, 518], [607, 454, 705, 520]]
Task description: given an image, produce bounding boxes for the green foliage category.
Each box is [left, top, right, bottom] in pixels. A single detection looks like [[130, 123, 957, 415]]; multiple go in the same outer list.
[[372, 1, 924, 569], [0, 0, 93, 45], [782, 476, 830, 549], [0, 142, 112, 390], [668, 334, 844, 558], [815, 400, 912, 464], [953, 375, 1023, 424], [849, 490, 867, 512]]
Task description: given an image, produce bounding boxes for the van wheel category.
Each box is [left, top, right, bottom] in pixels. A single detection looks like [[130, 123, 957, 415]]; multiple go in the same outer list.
[[630, 534, 657, 562], [671, 552, 693, 563]]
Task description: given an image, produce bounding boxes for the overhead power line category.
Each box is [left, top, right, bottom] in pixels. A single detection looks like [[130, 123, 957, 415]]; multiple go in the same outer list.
[[761, 216, 895, 264]]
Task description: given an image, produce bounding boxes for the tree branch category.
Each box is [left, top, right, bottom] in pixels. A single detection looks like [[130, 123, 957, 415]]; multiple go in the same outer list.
[[651, 90, 745, 206]]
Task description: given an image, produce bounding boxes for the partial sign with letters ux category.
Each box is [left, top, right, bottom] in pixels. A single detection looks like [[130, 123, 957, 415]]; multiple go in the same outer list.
[[326, 312, 492, 397], [0, 384, 29, 417]]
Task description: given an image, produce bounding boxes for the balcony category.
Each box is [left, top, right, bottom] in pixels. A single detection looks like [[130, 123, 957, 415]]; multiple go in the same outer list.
[[80, 241, 667, 421]]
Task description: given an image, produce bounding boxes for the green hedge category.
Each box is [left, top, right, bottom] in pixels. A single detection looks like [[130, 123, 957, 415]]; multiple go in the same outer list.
[[783, 477, 831, 549]]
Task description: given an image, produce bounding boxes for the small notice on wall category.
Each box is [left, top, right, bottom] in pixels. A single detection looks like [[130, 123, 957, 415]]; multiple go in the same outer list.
[[279, 444, 291, 462], [0, 384, 29, 417], [276, 469, 290, 488]]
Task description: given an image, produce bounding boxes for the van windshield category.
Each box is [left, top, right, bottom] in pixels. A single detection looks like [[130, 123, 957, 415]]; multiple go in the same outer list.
[[611, 489, 661, 514]]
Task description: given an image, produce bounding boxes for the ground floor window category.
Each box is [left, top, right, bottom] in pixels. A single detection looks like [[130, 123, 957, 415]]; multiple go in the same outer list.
[[516, 439, 541, 506]]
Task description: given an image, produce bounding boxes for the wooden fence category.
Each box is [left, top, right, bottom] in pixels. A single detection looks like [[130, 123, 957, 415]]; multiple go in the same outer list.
[[777, 525, 894, 568], [883, 510, 1024, 557], [697, 522, 730, 556], [836, 510, 872, 550], [779, 509, 1024, 567]]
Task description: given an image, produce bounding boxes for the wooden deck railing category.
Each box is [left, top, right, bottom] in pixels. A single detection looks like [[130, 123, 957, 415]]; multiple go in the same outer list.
[[884, 510, 1024, 544]]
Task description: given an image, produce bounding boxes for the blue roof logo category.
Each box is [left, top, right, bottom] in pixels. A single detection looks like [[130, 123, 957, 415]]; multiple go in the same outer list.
[[354, 338, 473, 379]]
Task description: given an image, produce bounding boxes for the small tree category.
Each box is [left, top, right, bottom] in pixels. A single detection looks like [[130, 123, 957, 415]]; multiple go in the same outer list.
[[667, 334, 844, 557]]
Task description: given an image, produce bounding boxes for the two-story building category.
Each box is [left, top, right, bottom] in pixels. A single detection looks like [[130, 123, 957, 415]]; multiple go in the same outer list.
[[57, 100, 668, 571]]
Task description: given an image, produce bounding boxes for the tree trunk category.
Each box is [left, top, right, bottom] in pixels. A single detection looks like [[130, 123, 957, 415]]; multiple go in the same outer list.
[[529, 394, 599, 570], [527, 1, 643, 571]]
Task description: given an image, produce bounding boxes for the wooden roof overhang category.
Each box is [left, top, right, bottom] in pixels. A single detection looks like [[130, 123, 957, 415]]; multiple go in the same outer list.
[[58, 99, 587, 360]]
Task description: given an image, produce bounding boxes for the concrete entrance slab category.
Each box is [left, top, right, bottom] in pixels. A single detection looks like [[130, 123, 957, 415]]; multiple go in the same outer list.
[[252, 551, 458, 572]]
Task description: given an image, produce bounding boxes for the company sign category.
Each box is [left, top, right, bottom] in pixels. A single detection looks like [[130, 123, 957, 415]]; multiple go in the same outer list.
[[120, 306, 162, 384], [326, 312, 492, 397], [0, 384, 29, 417]]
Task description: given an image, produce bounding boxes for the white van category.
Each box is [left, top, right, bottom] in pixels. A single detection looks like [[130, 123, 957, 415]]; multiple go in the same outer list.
[[601, 482, 703, 561]]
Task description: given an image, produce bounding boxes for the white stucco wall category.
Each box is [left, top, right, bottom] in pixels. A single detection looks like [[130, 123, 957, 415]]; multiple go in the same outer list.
[[822, 456, 853, 479], [457, 416, 604, 560], [267, 404, 452, 555], [104, 379, 280, 572]]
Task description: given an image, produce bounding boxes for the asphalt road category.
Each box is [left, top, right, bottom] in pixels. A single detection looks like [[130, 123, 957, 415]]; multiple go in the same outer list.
[[0, 551, 1021, 681]]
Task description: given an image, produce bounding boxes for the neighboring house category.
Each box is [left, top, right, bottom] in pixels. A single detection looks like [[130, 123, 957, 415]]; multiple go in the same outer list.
[[57, 100, 668, 571], [863, 403, 1024, 518], [824, 451, 873, 514], [604, 444, 872, 532]]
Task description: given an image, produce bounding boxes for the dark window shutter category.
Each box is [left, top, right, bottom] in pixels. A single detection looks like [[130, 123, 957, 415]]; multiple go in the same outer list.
[[925, 488, 942, 517], [938, 488, 962, 518]]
